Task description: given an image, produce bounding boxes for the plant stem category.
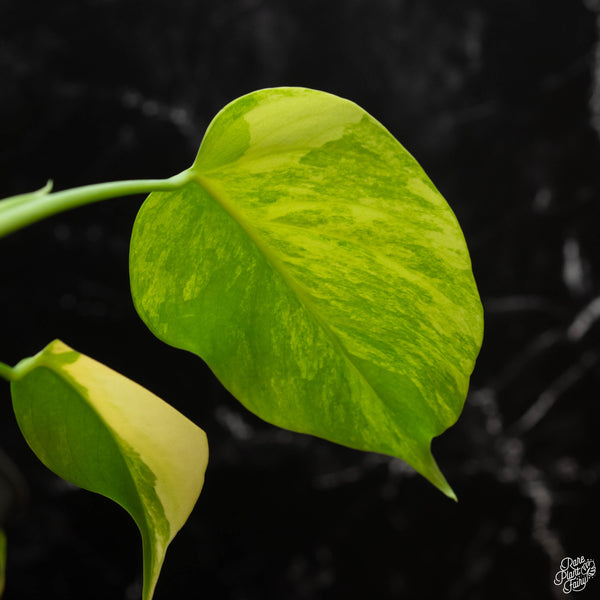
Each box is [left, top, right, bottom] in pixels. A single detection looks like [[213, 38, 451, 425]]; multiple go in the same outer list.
[[0, 170, 194, 239], [0, 363, 15, 383]]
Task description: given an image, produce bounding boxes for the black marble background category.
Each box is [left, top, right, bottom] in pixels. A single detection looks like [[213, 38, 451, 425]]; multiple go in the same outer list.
[[1, 0, 599, 598]]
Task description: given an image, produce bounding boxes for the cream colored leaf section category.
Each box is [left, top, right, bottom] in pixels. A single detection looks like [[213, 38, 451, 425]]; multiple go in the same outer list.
[[50, 340, 208, 535]]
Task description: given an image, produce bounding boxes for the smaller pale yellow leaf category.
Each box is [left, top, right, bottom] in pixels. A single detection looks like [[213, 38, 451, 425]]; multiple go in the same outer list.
[[10, 340, 209, 600]]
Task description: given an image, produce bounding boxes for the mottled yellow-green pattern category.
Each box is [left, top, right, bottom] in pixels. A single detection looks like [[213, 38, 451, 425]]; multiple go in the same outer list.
[[130, 87, 483, 498], [10, 340, 208, 600]]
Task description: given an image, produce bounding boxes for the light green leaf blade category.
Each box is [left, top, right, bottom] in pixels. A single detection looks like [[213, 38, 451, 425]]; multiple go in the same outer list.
[[130, 87, 483, 498], [10, 340, 208, 600]]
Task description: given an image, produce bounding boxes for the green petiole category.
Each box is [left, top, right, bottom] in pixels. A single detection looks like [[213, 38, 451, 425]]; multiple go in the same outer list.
[[0, 170, 194, 239], [0, 363, 15, 383]]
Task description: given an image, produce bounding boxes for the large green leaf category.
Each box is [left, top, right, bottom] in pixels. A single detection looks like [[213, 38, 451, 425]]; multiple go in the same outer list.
[[130, 87, 483, 498], [10, 340, 208, 600]]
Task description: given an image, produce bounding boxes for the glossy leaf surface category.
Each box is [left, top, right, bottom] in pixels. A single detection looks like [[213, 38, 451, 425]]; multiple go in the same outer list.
[[10, 340, 208, 600], [130, 87, 483, 498]]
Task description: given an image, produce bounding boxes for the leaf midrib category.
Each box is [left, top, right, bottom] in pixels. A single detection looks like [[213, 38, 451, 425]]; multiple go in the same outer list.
[[195, 174, 426, 446]]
